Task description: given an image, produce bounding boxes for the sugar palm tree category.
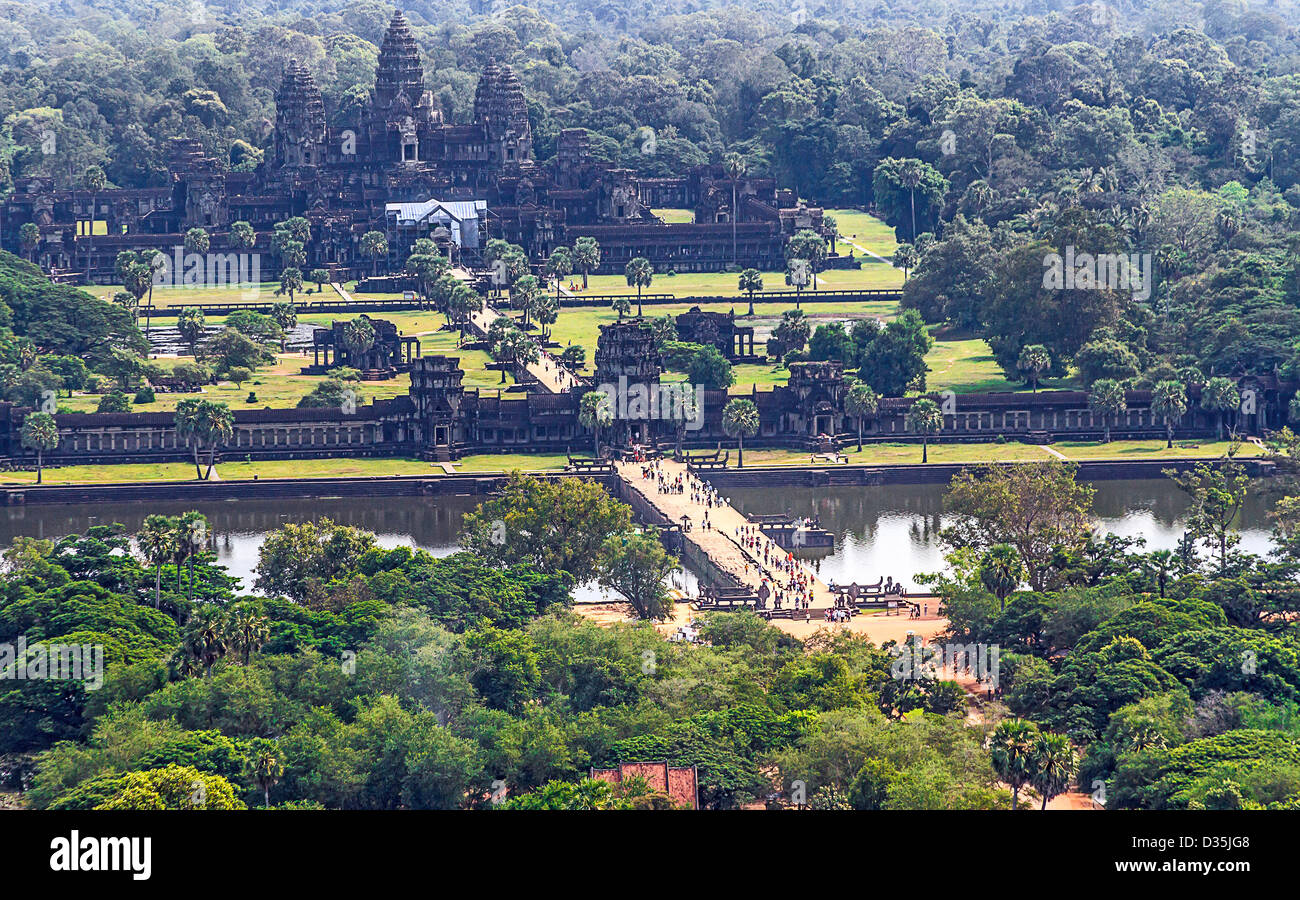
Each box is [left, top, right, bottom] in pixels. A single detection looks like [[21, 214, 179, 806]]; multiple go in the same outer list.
[[1201, 376, 1240, 440], [20, 412, 59, 484], [978, 544, 1024, 610], [624, 257, 653, 317], [722, 398, 759, 468], [573, 237, 600, 289], [547, 246, 573, 299], [198, 401, 234, 480], [184, 226, 210, 257], [1088, 379, 1127, 443], [579, 390, 613, 457], [724, 151, 746, 264], [271, 301, 297, 352], [226, 604, 270, 665], [1017, 344, 1051, 393], [738, 268, 763, 316], [1030, 733, 1076, 810], [19, 222, 40, 264], [1151, 380, 1188, 449], [246, 738, 284, 808], [904, 397, 943, 463], [898, 158, 923, 241], [360, 230, 388, 277], [892, 243, 919, 280], [989, 719, 1040, 810], [137, 514, 177, 608], [81, 165, 106, 280], [177, 510, 209, 601], [845, 383, 878, 451], [611, 296, 631, 320]]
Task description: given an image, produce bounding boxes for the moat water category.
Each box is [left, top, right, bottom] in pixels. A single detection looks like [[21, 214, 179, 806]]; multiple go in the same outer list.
[[0, 479, 1278, 594]]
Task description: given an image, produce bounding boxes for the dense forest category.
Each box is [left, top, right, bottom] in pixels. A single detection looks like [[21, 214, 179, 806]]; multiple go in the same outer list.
[[5, 460, 1300, 810], [5, 0, 1300, 388]]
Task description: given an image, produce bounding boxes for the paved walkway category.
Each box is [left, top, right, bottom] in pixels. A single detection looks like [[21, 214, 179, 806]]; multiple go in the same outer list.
[[467, 303, 579, 394], [615, 457, 839, 608]]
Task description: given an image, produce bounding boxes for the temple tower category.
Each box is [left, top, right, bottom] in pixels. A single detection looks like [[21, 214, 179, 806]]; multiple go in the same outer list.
[[473, 60, 533, 166], [274, 59, 327, 168], [373, 11, 426, 110]]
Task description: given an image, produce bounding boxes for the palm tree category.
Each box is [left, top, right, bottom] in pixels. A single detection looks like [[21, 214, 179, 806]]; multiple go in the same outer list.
[[174, 398, 205, 479], [81, 165, 106, 280], [978, 544, 1024, 610], [738, 268, 763, 316], [989, 719, 1040, 810], [1201, 376, 1240, 440], [360, 230, 388, 277], [1088, 379, 1127, 443], [1151, 380, 1188, 449], [573, 237, 600, 289], [229, 220, 256, 253], [184, 226, 210, 257], [197, 401, 235, 480], [898, 158, 923, 241], [137, 514, 177, 608], [226, 604, 270, 665], [279, 267, 304, 304], [246, 738, 284, 808], [904, 398, 943, 463], [845, 383, 878, 451], [177, 510, 209, 601], [343, 316, 376, 366], [183, 604, 228, 675], [724, 151, 746, 264], [624, 257, 654, 317], [271, 302, 297, 352], [1017, 344, 1051, 393], [892, 243, 919, 280], [611, 296, 631, 321], [176, 308, 206, 355], [579, 390, 613, 457], [1030, 733, 1076, 810], [19, 222, 40, 264], [511, 274, 540, 328], [20, 412, 59, 484], [722, 398, 759, 468], [547, 246, 573, 299], [1149, 549, 1175, 598]]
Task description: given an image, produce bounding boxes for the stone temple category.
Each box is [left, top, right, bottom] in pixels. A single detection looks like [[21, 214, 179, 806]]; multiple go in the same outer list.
[[0, 11, 836, 280]]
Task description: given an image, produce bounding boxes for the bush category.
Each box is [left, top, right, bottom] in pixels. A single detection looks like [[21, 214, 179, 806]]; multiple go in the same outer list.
[[96, 390, 131, 413], [133, 387, 156, 404], [246, 392, 258, 403]]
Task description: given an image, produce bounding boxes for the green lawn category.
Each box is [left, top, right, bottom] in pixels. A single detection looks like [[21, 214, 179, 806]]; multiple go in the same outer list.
[[826, 208, 900, 259], [653, 208, 695, 223], [725, 438, 1258, 468], [0, 453, 570, 485], [1051, 439, 1261, 461], [577, 264, 901, 298]]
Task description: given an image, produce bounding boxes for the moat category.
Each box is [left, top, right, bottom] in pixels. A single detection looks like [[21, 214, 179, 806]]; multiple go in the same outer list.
[[0, 478, 1277, 593]]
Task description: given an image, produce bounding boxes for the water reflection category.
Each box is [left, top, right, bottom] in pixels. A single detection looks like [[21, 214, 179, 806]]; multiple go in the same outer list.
[[727, 478, 1277, 591], [0, 479, 1279, 595]]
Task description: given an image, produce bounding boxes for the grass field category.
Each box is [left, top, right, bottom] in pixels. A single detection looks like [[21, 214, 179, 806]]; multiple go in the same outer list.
[[653, 208, 695, 223], [577, 263, 902, 298], [2, 440, 1251, 486], [826, 208, 901, 259], [0, 453, 569, 485]]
